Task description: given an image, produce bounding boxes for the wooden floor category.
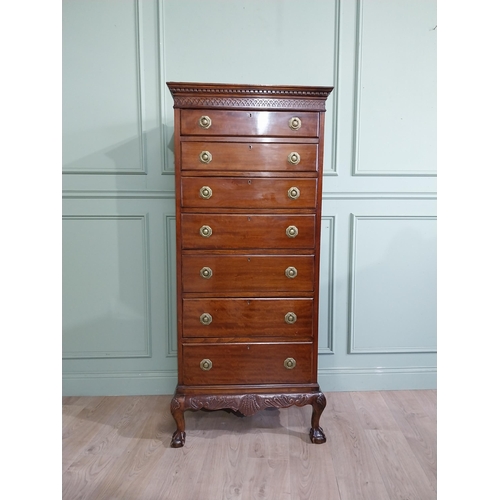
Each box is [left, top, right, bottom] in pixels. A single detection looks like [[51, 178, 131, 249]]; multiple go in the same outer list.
[[62, 390, 436, 500]]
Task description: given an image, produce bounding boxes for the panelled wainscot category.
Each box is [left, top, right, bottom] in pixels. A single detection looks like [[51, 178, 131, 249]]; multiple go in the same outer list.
[[167, 82, 333, 447]]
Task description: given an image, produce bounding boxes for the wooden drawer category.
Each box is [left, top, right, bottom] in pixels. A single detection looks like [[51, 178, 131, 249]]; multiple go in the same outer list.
[[182, 254, 314, 293], [181, 177, 317, 209], [182, 298, 314, 338], [180, 110, 319, 137], [181, 142, 318, 172], [182, 342, 313, 385], [181, 214, 316, 250]]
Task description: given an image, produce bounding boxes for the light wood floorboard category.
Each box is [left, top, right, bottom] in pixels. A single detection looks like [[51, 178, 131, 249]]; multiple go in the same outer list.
[[62, 390, 437, 500]]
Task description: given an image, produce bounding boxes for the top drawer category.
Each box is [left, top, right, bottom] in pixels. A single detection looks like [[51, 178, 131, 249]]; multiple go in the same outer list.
[[180, 110, 319, 137]]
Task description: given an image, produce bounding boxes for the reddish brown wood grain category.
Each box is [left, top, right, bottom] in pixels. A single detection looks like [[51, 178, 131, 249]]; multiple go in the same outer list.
[[182, 342, 314, 385], [182, 297, 314, 338], [181, 213, 316, 250], [181, 177, 317, 209], [181, 142, 318, 172], [181, 254, 315, 293], [180, 110, 319, 137]]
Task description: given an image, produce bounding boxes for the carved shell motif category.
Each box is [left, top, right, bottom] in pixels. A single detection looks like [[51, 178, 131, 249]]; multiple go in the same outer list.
[[238, 395, 263, 416]]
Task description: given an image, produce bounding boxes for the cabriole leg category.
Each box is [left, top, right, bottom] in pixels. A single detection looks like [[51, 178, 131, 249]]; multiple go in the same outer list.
[[170, 395, 186, 448], [309, 392, 327, 444]]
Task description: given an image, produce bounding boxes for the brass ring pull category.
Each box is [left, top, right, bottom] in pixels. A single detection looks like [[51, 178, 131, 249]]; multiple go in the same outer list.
[[287, 152, 301, 165], [286, 225, 298, 238], [285, 312, 297, 324], [200, 267, 213, 279], [284, 357, 296, 369], [199, 116, 212, 129], [199, 225, 212, 238], [200, 313, 213, 325], [199, 151, 212, 164], [199, 186, 212, 199], [285, 266, 297, 279], [288, 117, 302, 130], [288, 187, 300, 200], [200, 359, 213, 371]]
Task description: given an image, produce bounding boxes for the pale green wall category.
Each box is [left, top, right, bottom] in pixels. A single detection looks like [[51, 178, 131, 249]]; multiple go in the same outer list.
[[62, 0, 436, 395]]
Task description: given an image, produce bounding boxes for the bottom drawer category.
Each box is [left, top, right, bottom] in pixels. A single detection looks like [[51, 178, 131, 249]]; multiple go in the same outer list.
[[182, 342, 313, 386]]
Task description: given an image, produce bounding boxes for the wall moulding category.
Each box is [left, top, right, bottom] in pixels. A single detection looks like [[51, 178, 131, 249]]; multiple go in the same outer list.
[[319, 216, 336, 355], [351, 0, 437, 177], [63, 0, 147, 176], [348, 214, 437, 354], [322, 192, 437, 200], [323, 0, 340, 177], [62, 190, 175, 199], [165, 215, 177, 357], [62, 214, 152, 359]]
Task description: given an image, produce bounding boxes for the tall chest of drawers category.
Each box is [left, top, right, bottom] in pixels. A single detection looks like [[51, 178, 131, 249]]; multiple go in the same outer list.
[[167, 82, 333, 447]]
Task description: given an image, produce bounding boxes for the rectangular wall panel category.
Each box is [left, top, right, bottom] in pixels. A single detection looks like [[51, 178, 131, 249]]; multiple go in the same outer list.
[[349, 215, 437, 353], [353, 0, 437, 175], [165, 215, 177, 356], [62, 216, 151, 358], [318, 217, 336, 354], [62, 0, 145, 173]]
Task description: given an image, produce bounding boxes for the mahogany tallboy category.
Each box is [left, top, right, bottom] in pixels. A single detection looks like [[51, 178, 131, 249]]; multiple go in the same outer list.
[[166, 82, 333, 447]]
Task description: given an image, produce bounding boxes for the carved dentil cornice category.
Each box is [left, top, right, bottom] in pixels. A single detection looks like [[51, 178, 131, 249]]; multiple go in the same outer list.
[[167, 82, 333, 111]]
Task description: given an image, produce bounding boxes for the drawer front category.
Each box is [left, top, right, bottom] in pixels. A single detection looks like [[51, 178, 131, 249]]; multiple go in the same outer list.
[[181, 142, 318, 172], [183, 298, 314, 338], [181, 214, 315, 250], [182, 342, 313, 385], [180, 110, 319, 137], [182, 255, 314, 293], [181, 177, 317, 209]]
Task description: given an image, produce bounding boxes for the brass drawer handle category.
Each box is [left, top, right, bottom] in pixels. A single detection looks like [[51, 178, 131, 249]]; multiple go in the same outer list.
[[288, 187, 300, 200], [288, 117, 302, 131], [284, 357, 296, 369], [200, 359, 213, 371], [285, 266, 297, 279], [199, 151, 212, 164], [286, 225, 298, 238], [200, 313, 213, 325], [287, 152, 301, 165], [285, 312, 297, 324], [199, 115, 212, 129], [199, 225, 212, 238], [199, 186, 212, 199], [200, 267, 213, 279]]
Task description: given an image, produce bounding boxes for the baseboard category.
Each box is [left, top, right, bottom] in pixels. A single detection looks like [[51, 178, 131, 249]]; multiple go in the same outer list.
[[62, 370, 178, 396], [62, 367, 436, 396], [318, 366, 437, 392]]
